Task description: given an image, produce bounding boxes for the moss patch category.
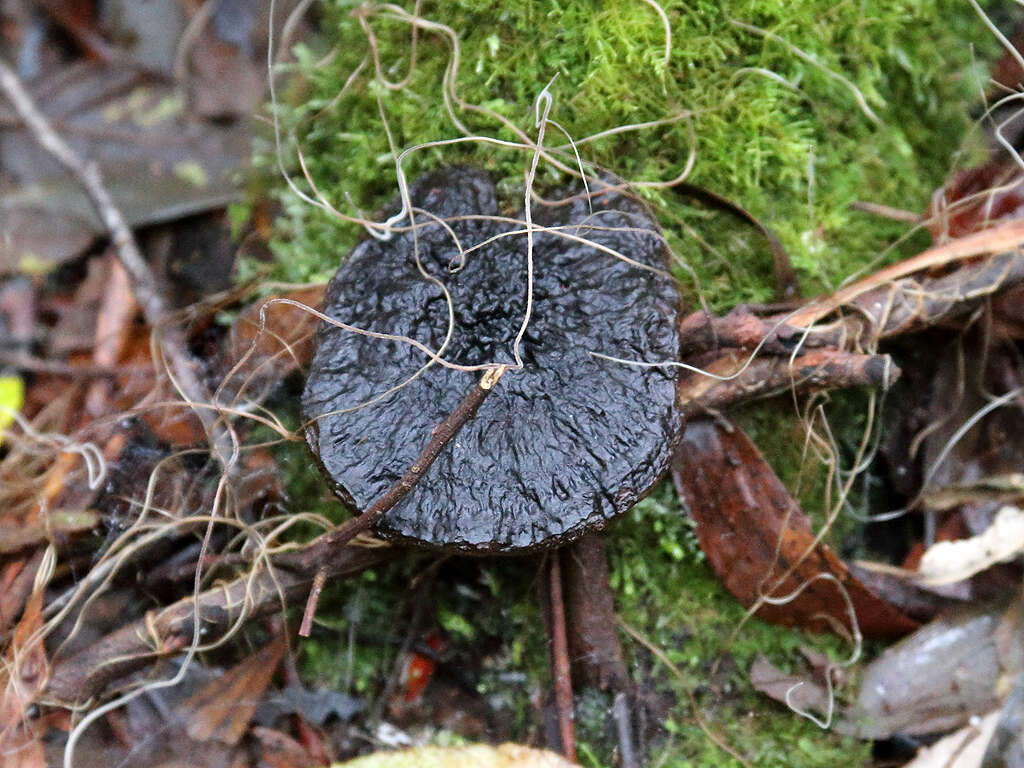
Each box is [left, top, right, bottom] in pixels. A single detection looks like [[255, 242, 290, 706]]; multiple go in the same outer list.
[[252, 0, 991, 312]]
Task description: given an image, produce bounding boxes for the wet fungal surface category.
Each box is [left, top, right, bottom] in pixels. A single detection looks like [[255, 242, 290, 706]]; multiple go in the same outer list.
[[302, 167, 684, 552]]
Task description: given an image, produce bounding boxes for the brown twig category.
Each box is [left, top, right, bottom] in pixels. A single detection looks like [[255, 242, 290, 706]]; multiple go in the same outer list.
[[564, 536, 628, 691], [297, 568, 327, 637], [849, 200, 922, 223], [44, 543, 395, 704], [786, 219, 1024, 328], [0, 352, 134, 378], [678, 309, 818, 358], [564, 536, 634, 767], [677, 349, 899, 418], [0, 59, 233, 469], [679, 247, 1024, 362], [548, 552, 577, 763]]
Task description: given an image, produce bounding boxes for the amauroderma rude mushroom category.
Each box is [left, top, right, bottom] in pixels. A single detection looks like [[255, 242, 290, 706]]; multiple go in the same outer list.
[[302, 166, 685, 553]]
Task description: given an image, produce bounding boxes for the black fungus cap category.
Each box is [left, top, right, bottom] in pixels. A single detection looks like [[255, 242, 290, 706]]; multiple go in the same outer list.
[[302, 167, 684, 552]]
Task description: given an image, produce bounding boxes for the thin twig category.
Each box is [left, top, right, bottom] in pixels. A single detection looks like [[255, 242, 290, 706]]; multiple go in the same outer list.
[[0, 59, 233, 470], [549, 552, 577, 763], [294, 365, 508, 632]]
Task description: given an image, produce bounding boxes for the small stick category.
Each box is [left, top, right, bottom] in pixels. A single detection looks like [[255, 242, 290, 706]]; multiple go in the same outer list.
[[677, 349, 898, 418], [549, 553, 577, 763], [849, 200, 922, 223], [0, 60, 232, 469], [295, 365, 507, 632], [297, 568, 327, 637]]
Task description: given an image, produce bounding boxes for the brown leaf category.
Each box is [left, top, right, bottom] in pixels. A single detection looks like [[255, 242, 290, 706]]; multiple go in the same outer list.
[[672, 418, 918, 638], [843, 596, 1024, 739], [178, 637, 285, 745], [1, 61, 247, 232], [749, 655, 831, 718], [0, 590, 49, 768], [929, 160, 1024, 241], [0, 206, 95, 276], [251, 727, 325, 768], [221, 286, 324, 401], [114, 327, 206, 446], [0, 550, 42, 633]]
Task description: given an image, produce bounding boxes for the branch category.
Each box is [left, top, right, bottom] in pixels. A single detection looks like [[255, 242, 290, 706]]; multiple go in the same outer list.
[[677, 349, 899, 418], [44, 543, 394, 704], [678, 247, 1024, 359]]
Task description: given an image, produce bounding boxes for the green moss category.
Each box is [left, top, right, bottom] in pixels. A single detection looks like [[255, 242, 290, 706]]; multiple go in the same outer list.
[[253, 0, 992, 312], [604, 483, 869, 767]]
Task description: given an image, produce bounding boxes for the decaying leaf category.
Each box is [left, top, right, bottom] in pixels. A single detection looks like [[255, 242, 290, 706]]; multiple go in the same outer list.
[[0, 590, 48, 768], [337, 743, 574, 768], [749, 654, 832, 720], [900, 710, 1000, 768], [844, 595, 1024, 739], [222, 285, 325, 401], [917, 505, 1024, 586], [672, 418, 917, 638], [178, 638, 285, 745], [0, 61, 248, 276]]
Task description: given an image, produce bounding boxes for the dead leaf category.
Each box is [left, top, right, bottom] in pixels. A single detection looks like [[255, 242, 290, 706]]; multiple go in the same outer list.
[[0, 61, 248, 276], [222, 286, 325, 402], [844, 597, 1024, 739], [337, 744, 575, 768], [0, 590, 49, 768], [178, 637, 285, 745], [901, 710, 1000, 768], [672, 418, 918, 638], [749, 655, 832, 719], [0, 205, 95, 276], [981, 670, 1024, 767], [929, 160, 1024, 241], [916, 505, 1024, 585], [114, 327, 207, 446], [0, 550, 42, 633]]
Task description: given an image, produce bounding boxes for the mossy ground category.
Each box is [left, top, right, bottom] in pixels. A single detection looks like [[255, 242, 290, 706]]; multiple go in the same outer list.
[[253, 1, 1002, 765], [249, 0, 993, 307]]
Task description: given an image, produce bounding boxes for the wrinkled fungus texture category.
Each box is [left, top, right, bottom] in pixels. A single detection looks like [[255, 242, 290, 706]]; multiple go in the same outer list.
[[302, 167, 683, 552]]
